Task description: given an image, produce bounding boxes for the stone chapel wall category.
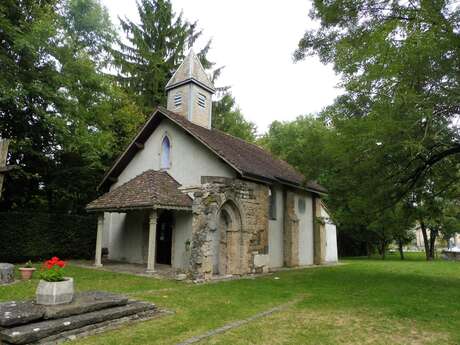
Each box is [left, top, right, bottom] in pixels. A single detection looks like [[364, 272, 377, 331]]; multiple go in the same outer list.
[[189, 177, 269, 280]]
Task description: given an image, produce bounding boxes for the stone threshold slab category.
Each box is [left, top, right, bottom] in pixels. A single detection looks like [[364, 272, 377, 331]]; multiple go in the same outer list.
[[0, 291, 128, 328], [28, 309, 170, 345], [0, 301, 156, 344]]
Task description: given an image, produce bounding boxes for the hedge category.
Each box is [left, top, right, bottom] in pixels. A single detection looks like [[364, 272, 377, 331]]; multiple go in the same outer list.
[[0, 212, 97, 263]]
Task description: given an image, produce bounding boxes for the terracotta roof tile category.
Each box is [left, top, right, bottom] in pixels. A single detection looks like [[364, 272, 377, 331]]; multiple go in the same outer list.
[[87, 170, 192, 212]]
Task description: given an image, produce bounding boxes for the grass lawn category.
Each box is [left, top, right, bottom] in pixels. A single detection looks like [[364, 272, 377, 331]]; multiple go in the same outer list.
[[1, 254, 459, 345]]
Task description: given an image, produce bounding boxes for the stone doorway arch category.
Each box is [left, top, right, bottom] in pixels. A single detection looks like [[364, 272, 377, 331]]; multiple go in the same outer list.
[[211, 200, 243, 276]]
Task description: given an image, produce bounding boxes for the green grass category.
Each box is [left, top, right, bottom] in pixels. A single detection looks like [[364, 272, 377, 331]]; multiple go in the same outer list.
[[1, 255, 459, 345]]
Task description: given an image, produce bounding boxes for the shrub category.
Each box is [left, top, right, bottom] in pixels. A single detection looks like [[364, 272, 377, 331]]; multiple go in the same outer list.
[[0, 212, 97, 262]]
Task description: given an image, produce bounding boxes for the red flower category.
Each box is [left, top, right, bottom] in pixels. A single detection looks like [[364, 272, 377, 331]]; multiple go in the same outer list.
[[42, 257, 65, 270], [50, 257, 59, 264]]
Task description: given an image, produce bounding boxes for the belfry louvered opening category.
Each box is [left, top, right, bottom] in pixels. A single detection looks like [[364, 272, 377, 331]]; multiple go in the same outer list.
[[174, 92, 182, 107], [197, 93, 206, 108]]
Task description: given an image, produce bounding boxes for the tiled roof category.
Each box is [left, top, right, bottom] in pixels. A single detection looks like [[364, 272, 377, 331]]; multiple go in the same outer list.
[[87, 170, 192, 212], [98, 107, 327, 194], [159, 108, 327, 193]]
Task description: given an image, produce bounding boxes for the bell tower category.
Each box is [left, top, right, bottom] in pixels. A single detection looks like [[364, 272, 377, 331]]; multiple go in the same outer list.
[[166, 50, 216, 128]]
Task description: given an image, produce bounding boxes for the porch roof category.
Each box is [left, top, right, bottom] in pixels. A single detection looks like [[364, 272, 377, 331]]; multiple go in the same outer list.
[[86, 170, 192, 212]]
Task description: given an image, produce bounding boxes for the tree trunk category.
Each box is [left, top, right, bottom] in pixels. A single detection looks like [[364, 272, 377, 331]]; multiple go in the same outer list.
[[429, 228, 438, 260], [366, 241, 372, 258], [380, 241, 386, 260], [398, 239, 404, 260], [420, 221, 431, 261]]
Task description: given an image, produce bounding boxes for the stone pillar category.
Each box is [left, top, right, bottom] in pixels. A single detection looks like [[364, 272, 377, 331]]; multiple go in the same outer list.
[[0, 263, 14, 285], [146, 210, 158, 273], [313, 197, 326, 265], [0, 139, 10, 199], [283, 191, 299, 267], [94, 214, 104, 267]]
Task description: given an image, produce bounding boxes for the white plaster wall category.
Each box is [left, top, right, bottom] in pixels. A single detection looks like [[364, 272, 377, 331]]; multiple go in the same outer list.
[[321, 206, 338, 263], [268, 186, 284, 268], [102, 212, 111, 248], [297, 194, 314, 266], [107, 118, 235, 264], [108, 211, 146, 263], [172, 211, 192, 270], [113, 119, 235, 189], [325, 223, 338, 263]]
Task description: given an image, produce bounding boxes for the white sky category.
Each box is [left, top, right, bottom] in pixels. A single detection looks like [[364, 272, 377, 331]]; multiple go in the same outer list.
[[100, 0, 342, 133]]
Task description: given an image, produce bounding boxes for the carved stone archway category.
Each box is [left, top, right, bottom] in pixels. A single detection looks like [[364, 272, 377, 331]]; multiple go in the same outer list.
[[211, 200, 243, 276]]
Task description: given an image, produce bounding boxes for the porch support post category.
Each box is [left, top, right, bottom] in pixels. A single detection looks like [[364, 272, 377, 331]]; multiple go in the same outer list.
[[146, 209, 158, 273], [95, 213, 104, 267], [313, 196, 326, 265]]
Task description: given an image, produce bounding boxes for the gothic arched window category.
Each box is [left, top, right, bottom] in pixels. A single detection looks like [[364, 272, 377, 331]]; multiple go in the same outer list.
[[160, 135, 171, 169]]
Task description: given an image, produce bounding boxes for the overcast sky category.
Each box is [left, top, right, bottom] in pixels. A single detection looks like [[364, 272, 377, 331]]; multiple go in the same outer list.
[[100, 0, 342, 133]]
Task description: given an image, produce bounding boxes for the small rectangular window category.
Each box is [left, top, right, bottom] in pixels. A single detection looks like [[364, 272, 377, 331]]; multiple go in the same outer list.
[[269, 188, 277, 220], [197, 93, 206, 108], [174, 92, 182, 107], [298, 198, 306, 214]]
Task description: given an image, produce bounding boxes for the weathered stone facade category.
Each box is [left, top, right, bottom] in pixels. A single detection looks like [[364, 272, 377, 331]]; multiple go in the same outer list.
[[189, 177, 269, 280], [283, 191, 299, 267], [313, 196, 326, 264]]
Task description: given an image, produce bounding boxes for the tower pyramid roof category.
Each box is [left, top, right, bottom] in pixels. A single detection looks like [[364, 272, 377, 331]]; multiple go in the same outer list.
[[165, 50, 215, 93]]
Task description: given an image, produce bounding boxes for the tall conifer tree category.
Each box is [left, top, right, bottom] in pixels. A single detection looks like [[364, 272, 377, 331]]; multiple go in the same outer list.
[[113, 0, 209, 114]]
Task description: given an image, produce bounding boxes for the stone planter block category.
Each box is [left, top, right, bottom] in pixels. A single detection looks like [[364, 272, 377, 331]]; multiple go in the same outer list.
[[36, 278, 74, 305], [0, 263, 14, 284]]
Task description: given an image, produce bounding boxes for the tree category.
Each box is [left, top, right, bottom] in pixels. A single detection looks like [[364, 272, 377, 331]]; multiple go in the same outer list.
[[212, 94, 257, 142], [113, 0, 211, 115], [0, 0, 62, 210], [289, 0, 460, 257], [295, 0, 460, 193], [0, 0, 143, 213], [261, 115, 332, 181], [411, 177, 460, 260]]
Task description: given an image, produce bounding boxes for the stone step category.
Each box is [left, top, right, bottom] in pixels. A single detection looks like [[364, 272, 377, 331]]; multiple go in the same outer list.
[[0, 301, 44, 328], [0, 291, 128, 328], [43, 291, 128, 320], [0, 301, 156, 344]]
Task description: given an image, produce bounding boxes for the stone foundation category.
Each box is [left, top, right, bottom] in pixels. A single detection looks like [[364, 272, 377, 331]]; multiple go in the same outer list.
[[189, 177, 269, 280]]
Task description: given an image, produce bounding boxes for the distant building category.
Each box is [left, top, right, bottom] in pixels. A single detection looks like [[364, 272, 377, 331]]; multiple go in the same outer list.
[[412, 226, 459, 250]]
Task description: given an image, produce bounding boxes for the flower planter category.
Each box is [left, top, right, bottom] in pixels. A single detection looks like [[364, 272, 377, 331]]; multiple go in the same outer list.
[[19, 267, 36, 280], [36, 277, 74, 305]]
